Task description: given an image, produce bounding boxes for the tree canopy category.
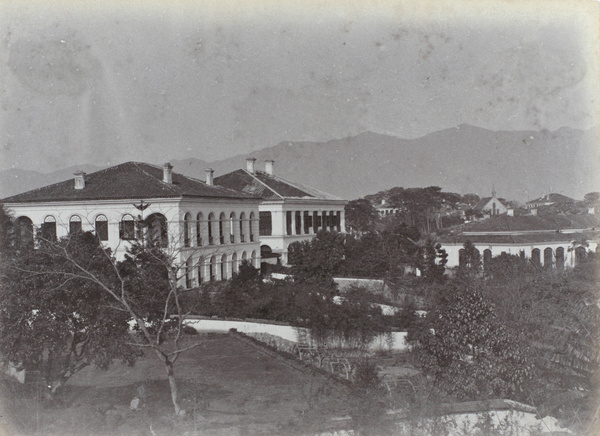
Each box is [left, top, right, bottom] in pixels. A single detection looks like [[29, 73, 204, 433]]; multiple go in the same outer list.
[[0, 232, 138, 396]]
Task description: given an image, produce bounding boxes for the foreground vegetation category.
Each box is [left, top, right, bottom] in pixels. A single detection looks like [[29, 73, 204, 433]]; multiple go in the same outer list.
[[1, 200, 598, 434]]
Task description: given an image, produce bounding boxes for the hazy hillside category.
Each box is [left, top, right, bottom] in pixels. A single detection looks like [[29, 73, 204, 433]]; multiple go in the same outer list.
[[1, 125, 597, 202], [0, 164, 104, 199], [174, 125, 598, 203]]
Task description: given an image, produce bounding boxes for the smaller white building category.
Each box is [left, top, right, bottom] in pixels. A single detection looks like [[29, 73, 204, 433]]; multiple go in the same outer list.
[[440, 230, 598, 269], [214, 158, 347, 264], [473, 190, 509, 216]]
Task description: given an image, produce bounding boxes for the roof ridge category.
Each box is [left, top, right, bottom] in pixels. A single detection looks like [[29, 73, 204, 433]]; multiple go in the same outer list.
[[245, 169, 284, 199], [130, 162, 182, 195], [265, 173, 341, 200]]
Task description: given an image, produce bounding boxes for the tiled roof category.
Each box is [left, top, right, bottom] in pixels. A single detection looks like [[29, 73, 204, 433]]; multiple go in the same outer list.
[[3, 162, 254, 203], [456, 214, 599, 232], [438, 231, 599, 245], [214, 169, 342, 201], [473, 197, 509, 211], [437, 214, 600, 244], [527, 193, 575, 205]]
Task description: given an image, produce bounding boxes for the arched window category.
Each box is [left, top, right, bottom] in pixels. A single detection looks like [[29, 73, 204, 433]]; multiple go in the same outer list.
[[207, 213, 215, 245], [186, 256, 194, 288], [231, 252, 238, 275], [197, 257, 204, 284], [239, 212, 246, 242], [242, 251, 247, 263], [146, 213, 168, 247], [95, 214, 109, 241], [196, 213, 203, 246], [556, 247, 565, 270], [230, 212, 236, 243], [220, 254, 227, 280], [251, 250, 257, 268], [219, 213, 226, 244], [544, 247, 553, 268], [249, 212, 255, 242], [69, 215, 82, 234], [531, 248, 541, 267], [183, 213, 192, 247], [210, 256, 216, 281], [41, 215, 57, 241], [120, 214, 136, 240], [15, 216, 34, 249]]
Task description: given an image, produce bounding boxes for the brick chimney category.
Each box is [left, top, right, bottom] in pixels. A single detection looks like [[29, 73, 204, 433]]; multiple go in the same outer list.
[[265, 159, 274, 176], [162, 163, 173, 184], [205, 168, 214, 186], [73, 171, 86, 190], [246, 157, 256, 174]]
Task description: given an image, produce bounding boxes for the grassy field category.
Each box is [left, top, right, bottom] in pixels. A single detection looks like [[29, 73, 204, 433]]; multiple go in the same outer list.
[[0, 333, 351, 436]]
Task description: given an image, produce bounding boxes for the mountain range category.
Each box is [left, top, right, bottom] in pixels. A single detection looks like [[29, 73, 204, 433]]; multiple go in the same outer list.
[[1, 125, 598, 204]]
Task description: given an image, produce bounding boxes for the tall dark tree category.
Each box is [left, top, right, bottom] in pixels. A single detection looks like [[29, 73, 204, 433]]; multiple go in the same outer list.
[[5, 228, 201, 416], [344, 199, 379, 234], [456, 240, 482, 286], [381, 217, 421, 278], [0, 232, 137, 397], [342, 232, 388, 278], [288, 230, 345, 286], [415, 237, 448, 283], [408, 286, 534, 402], [0, 202, 14, 254]]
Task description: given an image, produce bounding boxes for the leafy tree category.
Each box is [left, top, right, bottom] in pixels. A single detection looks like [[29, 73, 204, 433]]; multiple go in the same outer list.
[[0, 232, 138, 397], [381, 218, 421, 278], [0, 202, 14, 254], [583, 192, 600, 204], [415, 237, 447, 283], [6, 230, 201, 416], [213, 260, 261, 319], [345, 199, 379, 234], [408, 287, 534, 402], [342, 232, 388, 278], [387, 186, 460, 233], [479, 255, 600, 427], [461, 193, 481, 206], [288, 230, 345, 286], [456, 240, 482, 285]]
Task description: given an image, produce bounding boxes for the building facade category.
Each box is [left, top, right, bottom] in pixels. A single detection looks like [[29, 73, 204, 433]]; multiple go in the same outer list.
[[214, 158, 347, 264], [440, 230, 599, 270], [3, 162, 262, 287]]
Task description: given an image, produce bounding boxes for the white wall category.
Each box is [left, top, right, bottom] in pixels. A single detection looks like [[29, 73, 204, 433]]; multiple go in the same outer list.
[[185, 318, 409, 351]]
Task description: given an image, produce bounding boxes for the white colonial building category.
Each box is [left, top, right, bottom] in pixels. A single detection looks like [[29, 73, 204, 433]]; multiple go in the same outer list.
[[214, 158, 347, 264], [3, 162, 262, 287], [440, 230, 599, 270]]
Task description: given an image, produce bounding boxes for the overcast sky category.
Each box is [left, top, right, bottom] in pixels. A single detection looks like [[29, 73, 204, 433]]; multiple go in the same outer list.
[[0, 0, 598, 173]]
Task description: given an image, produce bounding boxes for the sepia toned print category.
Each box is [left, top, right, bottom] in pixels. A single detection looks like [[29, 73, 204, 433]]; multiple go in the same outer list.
[[0, 1, 598, 435]]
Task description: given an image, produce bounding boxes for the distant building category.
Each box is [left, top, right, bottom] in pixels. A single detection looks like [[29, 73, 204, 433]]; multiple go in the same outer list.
[[473, 190, 509, 216], [215, 158, 347, 264], [3, 162, 262, 286], [526, 193, 575, 210], [375, 199, 402, 217], [438, 214, 599, 269]]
